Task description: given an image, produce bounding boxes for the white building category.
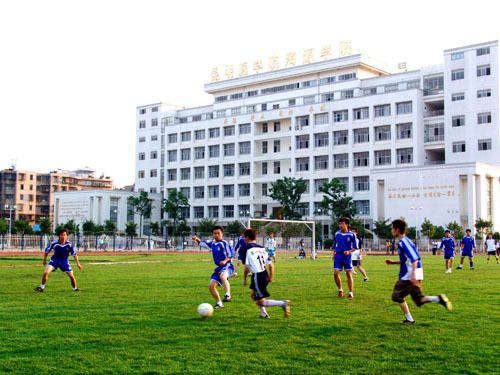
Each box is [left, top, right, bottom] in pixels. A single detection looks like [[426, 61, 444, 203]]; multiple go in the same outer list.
[[53, 190, 162, 235], [135, 40, 499, 235]]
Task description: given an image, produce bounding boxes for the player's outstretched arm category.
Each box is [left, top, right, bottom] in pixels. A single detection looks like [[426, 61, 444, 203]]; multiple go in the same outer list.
[[42, 252, 49, 266], [385, 259, 400, 265], [192, 235, 201, 244], [74, 255, 83, 270]]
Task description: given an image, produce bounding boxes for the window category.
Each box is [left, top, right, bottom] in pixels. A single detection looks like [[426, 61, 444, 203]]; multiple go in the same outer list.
[[192, 115, 201, 122], [139, 108, 146, 114], [208, 206, 219, 219], [230, 93, 243, 100], [333, 130, 348, 145], [296, 116, 309, 129], [452, 116, 465, 127], [181, 132, 191, 142], [215, 95, 228, 102], [385, 84, 398, 93], [320, 76, 336, 85], [168, 134, 177, 143], [375, 150, 391, 166], [209, 165, 219, 178], [273, 122, 281, 132], [314, 156, 328, 170], [224, 125, 235, 136], [194, 186, 205, 199], [354, 176, 369, 191], [195, 130, 205, 140], [478, 139, 492, 151], [194, 167, 204, 179], [209, 145, 220, 158], [239, 184, 250, 196], [297, 203, 310, 217], [315, 113, 329, 125], [273, 140, 280, 153], [181, 187, 190, 199], [341, 90, 354, 99], [247, 105, 256, 113], [334, 154, 349, 169], [166, 117, 174, 125], [194, 206, 204, 219], [150, 151, 158, 159], [273, 161, 281, 174], [223, 205, 234, 218], [396, 123, 412, 139], [223, 185, 234, 197], [231, 107, 242, 116], [452, 93, 465, 101], [314, 179, 327, 193], [261, 104, 267, 111], [246, 90, 258, 97], [289, 99, 296, 106], [139, 137, 145, 143], [396, 101, 412, 115], [262, 162, 268, 175], [208, 185, 219, 198], [138, 153, 145, 161], [374, 104, 391, 117], [151, 135, 158, 142], [239, 123, 251, 135], [296, 157, 310, 172], [209, 128, 220, 138], [338, 73, 356, 81], [273, 104, 280, 110], [239, 142, 251, 155], [363, 87, 377, 96], [397, 148, 413, 164], [477, 47, 490, 56], [302, 80, 318, 87], [407, 80, 420, 89], [452, 69, 464, 81], [262, 183, 268, 196], [452, 142, 466, 153], [296, 135, 310, 149], [216, 109, 226, 118], [354, 152, 369, 167], [333, 110, 348, 122], [138, 170, 145, 178], [477, 65, 491, 77], [167, 169, 177, 181], [353, 107, 369, 120], [262, 141, 268, 154], [322, 92, 334, 102], [239, 163, 250, 176], [354, 128, 369, 143], [478, 113, 491, 124], [304, 95, 316, 104], [355, 201, 370, 215], [451, 52, 464, 60], [477, 89, 491, 98], [239, 205, 250, 217], [151, 118, 158, 127], [139, 120, 146, 129], [314, 133, 329, 147], [262, 123, 268, 133], [194, 147, 205, 160], [375, 126, 391, 141], [224, 164, 235, 177], [181, 149, 190, 161], [180, 168, 190, 180], [224, 143, 235, 156]]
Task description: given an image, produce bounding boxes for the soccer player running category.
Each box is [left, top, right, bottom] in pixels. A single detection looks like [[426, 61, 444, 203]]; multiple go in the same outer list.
[[386, 219, 452, 324], [34, 228, 83, 292], [192, 225, 235, 309], [457, 229, 476, 270], [439, 230, 456, 273], [266, 232, 277, 263], [333, 217, 357, 299], [350, 227, 369, 282], [484, 233, 499, 264], [242, 228, 290, 318], [233, 230, 247, 278]]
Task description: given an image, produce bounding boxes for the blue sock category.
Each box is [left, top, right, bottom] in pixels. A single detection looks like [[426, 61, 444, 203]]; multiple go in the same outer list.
[[470, 261, 473, 268]]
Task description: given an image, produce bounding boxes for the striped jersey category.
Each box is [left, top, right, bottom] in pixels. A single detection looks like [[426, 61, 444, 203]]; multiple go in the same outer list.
[[45, 240, 76, 263], [246, 243, 271, 274], [460, 236, 476, 251], [199, 239, 234, 266], [266, 238, 276, 251], [398, 236, 423, 280]]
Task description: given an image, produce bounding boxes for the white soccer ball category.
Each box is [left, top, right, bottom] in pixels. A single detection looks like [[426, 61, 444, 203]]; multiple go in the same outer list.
[[197, 303, 214, 318]]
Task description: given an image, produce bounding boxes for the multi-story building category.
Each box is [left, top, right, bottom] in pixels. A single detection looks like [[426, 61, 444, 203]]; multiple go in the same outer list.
[[0, 167, 113, 226], [135, 40, 499, 235]]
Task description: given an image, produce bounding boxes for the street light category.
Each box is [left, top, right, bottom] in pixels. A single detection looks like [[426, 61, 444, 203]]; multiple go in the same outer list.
[[5, 204, 16, 236], [410, 206, 423, 244]]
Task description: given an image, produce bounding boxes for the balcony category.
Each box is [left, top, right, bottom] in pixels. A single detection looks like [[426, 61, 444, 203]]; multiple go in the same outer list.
[[423, 88, 444, 96], [424, 110, 444, 118], [424, 134, 444, 143]]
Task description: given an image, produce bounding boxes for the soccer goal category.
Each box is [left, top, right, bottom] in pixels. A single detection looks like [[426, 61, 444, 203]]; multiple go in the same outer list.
[[247, 218, 317, 259]]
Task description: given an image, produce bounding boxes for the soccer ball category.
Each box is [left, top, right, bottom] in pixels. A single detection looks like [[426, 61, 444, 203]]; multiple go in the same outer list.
[[197, 303, 214, 318]]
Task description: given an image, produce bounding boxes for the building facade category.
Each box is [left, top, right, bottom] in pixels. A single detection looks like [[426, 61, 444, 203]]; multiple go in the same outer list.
[[135, 40, 499, 234]]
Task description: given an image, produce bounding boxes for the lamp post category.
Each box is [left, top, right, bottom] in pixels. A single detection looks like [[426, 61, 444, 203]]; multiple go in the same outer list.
[[410, 206, 423, 245], [5, 204, 16, 236]]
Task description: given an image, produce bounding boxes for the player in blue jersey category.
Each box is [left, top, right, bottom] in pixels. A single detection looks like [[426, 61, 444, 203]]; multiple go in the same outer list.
[[386, 219, 452, 324], [457, 229, 476, 270], [192, 225, 235, 309], [333, 217, 357, 299], [439, 230, 456, 273], [233, 231, 247, 278], [34, 228, 83, 292]]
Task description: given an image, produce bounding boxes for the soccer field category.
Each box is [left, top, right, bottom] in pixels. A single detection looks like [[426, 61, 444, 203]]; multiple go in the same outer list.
[[1, 253, 499, 374]]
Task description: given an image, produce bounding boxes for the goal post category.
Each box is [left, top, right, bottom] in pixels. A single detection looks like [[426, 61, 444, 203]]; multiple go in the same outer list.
[[247, 218, 317, 259]]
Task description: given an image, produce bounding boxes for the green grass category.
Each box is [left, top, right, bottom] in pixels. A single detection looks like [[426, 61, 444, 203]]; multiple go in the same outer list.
[[1, 253, 499, 374]]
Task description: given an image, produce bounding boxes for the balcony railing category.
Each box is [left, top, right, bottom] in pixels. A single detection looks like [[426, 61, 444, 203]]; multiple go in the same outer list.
[[424, 134, 445, 143], [424, 110, 444, 118], [423, 88, 444, 96], [424, 160, 445, 165]]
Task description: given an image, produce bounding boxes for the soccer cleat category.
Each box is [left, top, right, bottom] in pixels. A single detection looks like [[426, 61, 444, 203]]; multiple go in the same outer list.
[[282, 300, 291, 318], [260, 313, 270, 319], [222, 295, 232, 302], [338, 290, 344, 298], [73, 288, 80, 292], [470, 267, 474, 270], [214, 303, 224, 309], [456, 266, 462, 269], [34, 287, 44, 292], [348, 294, 354, 299], [400, 319, 416, 324], [352, 271, 357, 274], [438, 294, 452, 311], [364, 277, 369, 282]]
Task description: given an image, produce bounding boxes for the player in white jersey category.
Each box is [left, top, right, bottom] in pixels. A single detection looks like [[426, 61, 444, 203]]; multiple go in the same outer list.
[[266, 232, 277, 263], [243, 228, 290, 318], [484, 233, 499, 264], [350, 227, 369, 282]]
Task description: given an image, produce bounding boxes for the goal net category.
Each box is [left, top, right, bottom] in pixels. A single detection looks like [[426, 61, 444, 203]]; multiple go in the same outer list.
[[247, 218, 317, 259]]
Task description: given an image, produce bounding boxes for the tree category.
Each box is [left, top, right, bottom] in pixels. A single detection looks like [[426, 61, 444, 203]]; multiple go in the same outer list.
[[269, 177, 307, 220], [433, 226, 445, 240], [318, 178, 356, 222], [420, 218, 436, 239], [163, 189, 189, 236], [197, 218, 218, 236], [475, 218, 492, 238], [82, 220, 95, 235], [127, 191, 153, 237], [176, 220, 191, 236], [373, 219, 392, 239], [150, 221, 161, 236], [125, 221, 137, 237], [0, 218, 8, 234], [104, 220, 117, 236], [226, 221, 244, 237], [13, 220, 34, 235], [40, 218, 52, 235], [94, 225, 105, 236], [407, 227, 417, 240], [446, 221, 465, 240]]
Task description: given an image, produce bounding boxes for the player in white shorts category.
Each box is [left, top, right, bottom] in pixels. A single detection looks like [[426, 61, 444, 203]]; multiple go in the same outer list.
[[350, 227, 369, 282], [484, 233, 499, 264]]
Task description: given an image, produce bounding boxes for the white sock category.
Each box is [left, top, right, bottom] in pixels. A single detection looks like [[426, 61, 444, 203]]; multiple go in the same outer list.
[[225, 293, 231, 298], [458, 264, 462, 268], [348, 291, 353, 296], [405, 313, 414, 322], [257, 305, 268, 315], [427, 296, 440, 302], [216, 301, 223, 306], [40, 285, 45, 290], [263, 300, 284, 307], [73, 287, 78, 291], [339, 288, 343, 292]]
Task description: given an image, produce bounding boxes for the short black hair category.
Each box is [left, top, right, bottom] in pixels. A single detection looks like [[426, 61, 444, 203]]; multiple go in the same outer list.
[[57, 227, 69, 236], [466, 229, 471, 232], [350, 226, 358, 232], [338, 217, 350, 225], [445, 230, 451, 234], [211, 225, 224, 234], [243, 228, 257, 241], [392, 219, 406, 235]]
